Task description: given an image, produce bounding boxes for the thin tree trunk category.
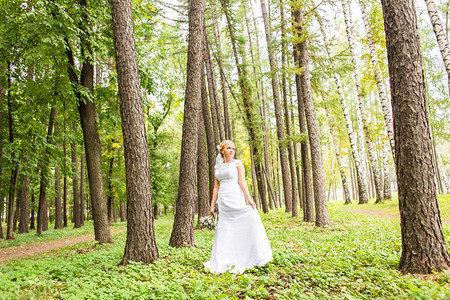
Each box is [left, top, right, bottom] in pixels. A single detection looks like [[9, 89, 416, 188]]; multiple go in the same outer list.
[[169, 0, 205, 247], [30, 194, 35, 230], [63, 137, 68, 227], [111, 0, 159, 262], [260, 0, 292, 212], [325, 104, 352, 204], [342, 1, 383, 203], [106, 156, 115, 225], [18, 175, 30, 233], [382, 142, 392, 200], [37, 107, 57, 235], [293, 47, 314, 221], [197, 109, 209, 225], [120, 202, 127, 222], [295, 7, 330, 227], [380, 0, 450, 274], [319, 19, 369, 204], [71, 122, 81, 228], [54, 166, 63, 229], [211, 0, 231, 140], [80, 152, 85, 225], [425, 0, 450, 95], [280, 0, 298, 217], [220, 0, 269, 213], [200, 67, 216, 201], [204, 35, 225, 142], [358, 0, 395, 158]]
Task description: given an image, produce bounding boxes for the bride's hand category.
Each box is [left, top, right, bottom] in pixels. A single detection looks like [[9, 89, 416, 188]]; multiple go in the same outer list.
[[249, 200, 256, 209], [209, 206, 215, 216]]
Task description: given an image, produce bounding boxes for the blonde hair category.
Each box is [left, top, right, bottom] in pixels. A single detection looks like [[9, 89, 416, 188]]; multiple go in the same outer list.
[[219, 140, 235, 157]]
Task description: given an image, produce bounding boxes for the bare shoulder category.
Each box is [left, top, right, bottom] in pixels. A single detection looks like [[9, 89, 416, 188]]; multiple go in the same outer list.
[[235, 159, 244, 168]]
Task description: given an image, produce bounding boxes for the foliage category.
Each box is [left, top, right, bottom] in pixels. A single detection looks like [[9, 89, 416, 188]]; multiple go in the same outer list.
[[1, 209, 449, 299]]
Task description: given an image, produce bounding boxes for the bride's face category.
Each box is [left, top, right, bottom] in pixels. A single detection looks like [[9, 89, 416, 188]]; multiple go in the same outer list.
[[223, 145, 235, 160]]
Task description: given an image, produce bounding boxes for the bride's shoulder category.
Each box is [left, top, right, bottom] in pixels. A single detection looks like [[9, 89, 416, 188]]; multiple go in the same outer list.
[[234, 159, 244, 167]]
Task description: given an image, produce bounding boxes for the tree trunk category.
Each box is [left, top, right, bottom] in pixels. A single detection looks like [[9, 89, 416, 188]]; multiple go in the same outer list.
[[380, 0, 450, 274], [13, 190, 20, 232], [80, 152, 85, 225], [260, 0, 292, 212], [54, 166, 63, 229], [106, 156, 115, 225], [200, 66, 216, 200], [220, 0, 269, 213], [204, 35, 225, 142], [169, 0, 205, 248], [325, 104, 352, 204], [18, 175, 30, 233], [111, 0, 159, 262], [293, 50, 314, 221], [197, 110, 210, 225], [30, 194, 35, 230], [211, 1, 231, 140], [120, 202, 127, 222], [71, 123, 81, 228], [295, 7, 330, 227], [319, 19, 369, 204], [425, 0, 450, 95], [358, 0, 395, 157], [342, 1, 383, 203], [6, 65, 18, 240], [37, 107, 57, 235], [382, 142, 392, 200]]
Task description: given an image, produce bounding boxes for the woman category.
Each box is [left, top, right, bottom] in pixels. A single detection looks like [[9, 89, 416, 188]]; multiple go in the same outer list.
[[203, 140, 273, 274]]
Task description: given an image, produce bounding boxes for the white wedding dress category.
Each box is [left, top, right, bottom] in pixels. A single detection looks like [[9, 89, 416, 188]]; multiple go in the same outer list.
[[203, 158, 273, 274]]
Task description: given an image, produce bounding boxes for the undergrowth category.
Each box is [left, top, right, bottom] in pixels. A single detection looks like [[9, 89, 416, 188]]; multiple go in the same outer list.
[[1, 208, 449, 299]]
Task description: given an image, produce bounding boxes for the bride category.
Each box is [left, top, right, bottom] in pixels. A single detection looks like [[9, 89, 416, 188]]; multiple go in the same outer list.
[[203, 140, 273, 274]]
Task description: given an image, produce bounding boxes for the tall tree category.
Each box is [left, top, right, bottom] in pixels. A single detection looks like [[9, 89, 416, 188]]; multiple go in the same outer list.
[[54, 165, 63, 229], [169, 0, 205, 247], [341, 1, 383, 203], [319, 18, 369, 204], [18, 175, 30, 233], [380, 0, 450, 273], [71, 122, 81, 228], [259, 0, 292, 212], [358, 0, 395, 157], [111, 0, 159, 263], [197, 109, 209, 225], [37, 107, 56, 235], [294, 6, 330, 227]]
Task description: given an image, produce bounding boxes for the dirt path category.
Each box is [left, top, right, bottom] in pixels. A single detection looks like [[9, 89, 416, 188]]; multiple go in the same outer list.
[[341, 208, 450, 225], [0, 228, 126, 264]]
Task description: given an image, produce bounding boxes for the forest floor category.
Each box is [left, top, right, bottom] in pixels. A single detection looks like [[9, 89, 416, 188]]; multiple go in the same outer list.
[[0, 228, 127, 264], [1, 197, 449, 299], [1, 197, 449, 265]]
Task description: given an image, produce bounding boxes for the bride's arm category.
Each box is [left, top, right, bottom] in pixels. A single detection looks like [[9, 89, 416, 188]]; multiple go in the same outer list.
[[236, 161, 256, 209], [209, 176, 220, 216]]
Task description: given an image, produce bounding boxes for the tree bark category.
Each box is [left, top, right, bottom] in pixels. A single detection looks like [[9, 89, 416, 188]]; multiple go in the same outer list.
[[111, 0, 159, 262], [221, 0, 269, 213], [358, 0, 395, 158], [319, 19, 369, 204], [325, 104, 352, 204], [71, 122, 81, 228], [200, 66, 216, 200], [54, 166, 63, 229], [197, 109, 209, 225], [169, 0, 205, 247], [292, 43, 314, 221], [260, 0, 292, 212], [30, 194, 35, 230], [342, 1, 383, 203], [80, 152, 85, 225], [380, 0, 450, 274], [295, 7, 330, 227], [18, 175, 30, 233], [37, 107, 56, 235], [382, 142, 392, 200], [106, 156, 115, 225]]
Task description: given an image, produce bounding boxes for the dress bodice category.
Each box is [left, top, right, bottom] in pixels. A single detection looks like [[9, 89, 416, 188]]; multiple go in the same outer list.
[[215, 159, 239, 184]]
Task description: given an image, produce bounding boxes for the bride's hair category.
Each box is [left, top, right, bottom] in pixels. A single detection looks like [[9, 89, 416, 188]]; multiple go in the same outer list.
[[219, 140, 235, 157]]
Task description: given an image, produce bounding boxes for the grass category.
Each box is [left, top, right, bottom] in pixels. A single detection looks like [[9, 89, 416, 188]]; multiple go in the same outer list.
[[331, 194, 450, 221], [0, 204, 449, 299], [0, 221, 127, 249]]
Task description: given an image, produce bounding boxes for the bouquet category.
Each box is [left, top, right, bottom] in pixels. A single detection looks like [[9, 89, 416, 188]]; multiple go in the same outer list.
[[199, 214, 216, 230]]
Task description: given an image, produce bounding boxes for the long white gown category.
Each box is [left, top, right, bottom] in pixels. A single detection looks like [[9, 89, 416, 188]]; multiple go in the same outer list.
[[203, 158, 273, 274]]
